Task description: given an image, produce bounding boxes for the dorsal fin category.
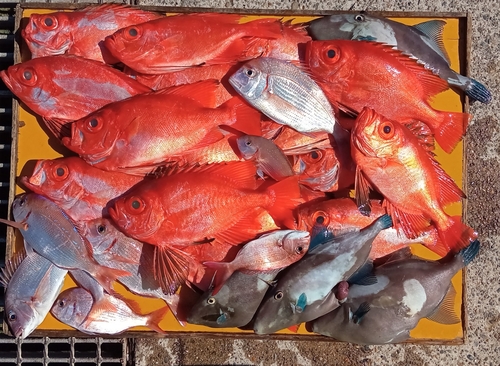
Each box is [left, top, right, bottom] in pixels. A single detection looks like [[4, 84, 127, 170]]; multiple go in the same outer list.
[[154, 80, 220, 108], [428, 153, 465, 207], [0, 250, 26, 287], [412, 20, 450, 65], [362, 41, 449, 98]]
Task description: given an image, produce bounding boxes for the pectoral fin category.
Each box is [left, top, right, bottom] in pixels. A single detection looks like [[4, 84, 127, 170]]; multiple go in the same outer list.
[[352, 302, 371, 324]]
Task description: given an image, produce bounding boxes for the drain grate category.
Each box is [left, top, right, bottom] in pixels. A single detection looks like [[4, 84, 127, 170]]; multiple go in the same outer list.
[[0, 336, 130, 365]]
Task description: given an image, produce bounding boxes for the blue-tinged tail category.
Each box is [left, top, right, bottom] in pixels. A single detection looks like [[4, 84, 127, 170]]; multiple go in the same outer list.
[[467, 79, 492, 104], [458, 239, 480, 266], [309, 225, 334, 251], [375, 214, 393, 230]]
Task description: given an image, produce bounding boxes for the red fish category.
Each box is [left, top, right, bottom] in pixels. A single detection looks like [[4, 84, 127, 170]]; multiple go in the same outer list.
[[22, 4, 162, 64], [306, 40, 472, 153], [351, 107, 477, 254], [62, 80, 262, 173], [296, 198, 449, 258], [104, 13, 284, 74], [293, 148, 340, 192], [0, 55, 151, 138], [108, 161, 303, 293], [20, 157, 143, 221]]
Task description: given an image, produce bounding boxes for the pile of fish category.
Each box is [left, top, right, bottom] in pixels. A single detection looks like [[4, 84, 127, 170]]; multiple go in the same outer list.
[[0, 5, 488, 343]]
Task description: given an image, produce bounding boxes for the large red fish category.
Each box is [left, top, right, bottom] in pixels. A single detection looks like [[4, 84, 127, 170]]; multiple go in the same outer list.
[[306, 40, 472, 153], [351, 107, 477, 254], [20, 157, 143, 221], [103, 13, 285, 74], [0, 55, 151, 138], [22, 4, 162, 64], [108, 161, 303, 293], [295, 198, 449, 258], [62, 80, 261, 173]]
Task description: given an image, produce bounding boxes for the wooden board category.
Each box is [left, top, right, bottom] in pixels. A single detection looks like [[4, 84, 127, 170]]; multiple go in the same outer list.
[[3, 4, 470, 344]]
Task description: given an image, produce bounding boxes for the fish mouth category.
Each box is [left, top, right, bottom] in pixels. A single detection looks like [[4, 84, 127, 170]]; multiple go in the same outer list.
[[108, 206, 131, 231], [352, 108, 378, 157], [0, 70, 13, 91], [62, 123, 84, 151], [27, 161, 47, 187], [300, 163, 339, 192]]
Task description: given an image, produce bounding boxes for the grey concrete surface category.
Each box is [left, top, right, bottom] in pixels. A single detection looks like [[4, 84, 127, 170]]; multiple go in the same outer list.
[[125, 1, 500, 365]]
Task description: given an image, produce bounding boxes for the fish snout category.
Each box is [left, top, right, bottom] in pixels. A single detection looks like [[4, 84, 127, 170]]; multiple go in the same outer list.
[[64, 123, 84, 150], [108, 206, 130, 231], [27, 161, 47, 187]]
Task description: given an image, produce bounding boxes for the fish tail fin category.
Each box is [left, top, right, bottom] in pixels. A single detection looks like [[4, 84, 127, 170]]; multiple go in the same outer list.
[[145, 306, 170, 334], [438, 216, 478, 254], [265, 175, 304, 227], [435, 112, 471, 153], [466, 78, 492, 104], [93, 266, 131, 294], [221, 96, 262, 136], [202, 261, 233, 296], [457, 238, 480, 266]]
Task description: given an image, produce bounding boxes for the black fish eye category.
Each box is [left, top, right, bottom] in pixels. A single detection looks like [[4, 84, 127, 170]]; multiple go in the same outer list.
[[44, 17, 53, 27], [245, 140, 252, 146], [97, 225, 106, 235], [23, 70, 32, 80], [274, 291, 283, 300], [129, 28, 138, 37], [311, 151, 319, 159], [58, 300, 65, 307], [19, 195, 27, 207], [89, 118, 98, 128], [8, 311, 16, 321], [56, 167, 65, 177], [355, 14, 365, 22], [383, 125, 391, 134], [316, 215, 325, 224], [327, 49, 336, 58], [296, 246, 303, 253], [246, 69, 254, 77], [207, 297, 216, 305], [131, 200, 141, 210]]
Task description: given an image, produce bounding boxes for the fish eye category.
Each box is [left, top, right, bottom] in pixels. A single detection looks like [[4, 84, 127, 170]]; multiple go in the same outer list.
[[20, 67, 37, 85], [316, 215, 324, 224], [207, 297, 216, 305], [383, 125, 391, 134], [312, 211, 329, 226], [44, 17, 53, 27], [245, 140, 252, 146], [19, 195, 27, 207], [89, 118, 98, 128], [23, 70, 32, 80], [354, 14, 365, 22], [245, 68, 255, 77], [311, 151, 319, 159], [274, 291, 283, 300], [127, 196, 146, 214], [97, 224, 106, 235], [295, 246, 304, 254], [53, 164, 69, 180], [58, 300, 65, 307], [378, 122, 395, 139], [8, 311, 16, 321], [327, 49, 336, 58], [128, 27, 138, 37]]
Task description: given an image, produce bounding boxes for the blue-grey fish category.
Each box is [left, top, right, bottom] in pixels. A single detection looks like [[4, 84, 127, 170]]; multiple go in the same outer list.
[[252, 214, 393, 334], [0, 251, 67, 338], [307, 13, 491, 104], [311, 240, 480, 344], [187, 270, 279, 328]]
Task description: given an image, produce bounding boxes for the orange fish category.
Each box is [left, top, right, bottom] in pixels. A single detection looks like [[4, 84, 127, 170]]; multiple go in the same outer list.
[[62, 80, 261, 173], [306, 40, 472, 153], [293, 148, 340, 192], [296, 198, 450, 258], [0, 55, 151, 139], [20, 157, 143, 221], [104, 13, 283, 74], [108, 161, 303, 293], [22, 4, 162, 64], [351, 107, 477, 254]]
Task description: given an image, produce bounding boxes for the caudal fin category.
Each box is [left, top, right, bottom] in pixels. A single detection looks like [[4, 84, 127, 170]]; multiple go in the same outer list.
[[466, 79, 492, 104], [437, 216, 478, 254], [435, 112, 471, 153], [203, 261, 234, 296], [222, 96, 262, 136], [145, 306, 170, 334], [265, 176, 304, 227], [457, 239, 480, 266]]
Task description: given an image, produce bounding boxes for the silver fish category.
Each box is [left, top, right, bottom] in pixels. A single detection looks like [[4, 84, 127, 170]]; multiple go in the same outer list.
[[187, 270, 279, 328], [308, 13, 491, 104], [51, 287, 168, 335], [9, 193, 129, 294], [253, 214, 392, 335], [311, 240, 480, 344], [229, 57, 342, 135], [0, 251, 67, 339]]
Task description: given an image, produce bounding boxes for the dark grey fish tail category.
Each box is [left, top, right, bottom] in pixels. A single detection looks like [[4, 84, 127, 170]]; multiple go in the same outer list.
[[458, 239, 480, 266], [466, 79, 492, 104], [374, 214, 393, 230]]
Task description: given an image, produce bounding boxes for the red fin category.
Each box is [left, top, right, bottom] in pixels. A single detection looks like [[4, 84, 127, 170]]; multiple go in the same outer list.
[[156, 80, 220, 108], [145, 306, 170, 334], [264, 175, 304, 225], [354, 166, 372, 216], [221, 96, 262, 136], [430, 159, 465, 207], [154, 245, 197, 295], [82, 297, 118, 328], [203, 261, 234, 296], [242, 18, 284, 39], [383, 200, 431, 240], [207, 38, 255, 66], [418, 227, 449, 257], [435, 112, 471, 154], [93, 266, 131, 294], [214, 208, 267, 246], [287, 324, 300, 333], [203, 161, 260, 190], [405, 120, 435, 151], [437, 216, 478, 254], [193, 127, 225, 149]]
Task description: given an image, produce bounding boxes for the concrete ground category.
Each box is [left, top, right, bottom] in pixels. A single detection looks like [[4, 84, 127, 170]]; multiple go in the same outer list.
[[126, 0, 500, 364]]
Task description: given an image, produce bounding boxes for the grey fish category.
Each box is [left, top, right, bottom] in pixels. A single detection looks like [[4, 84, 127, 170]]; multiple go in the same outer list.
[[187, 270, 279, 328], [229, 57, 342, 136], [237, 134, 294, 181], [308, 13, 491, 104], [311, 240, 480, 344], [0, 250, 67, 338], [253, 214, 392, 334], [8, 193, 129, 294]]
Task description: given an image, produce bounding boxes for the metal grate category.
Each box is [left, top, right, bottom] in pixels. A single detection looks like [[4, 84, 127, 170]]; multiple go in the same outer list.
[[0, 336, 130, 365]]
